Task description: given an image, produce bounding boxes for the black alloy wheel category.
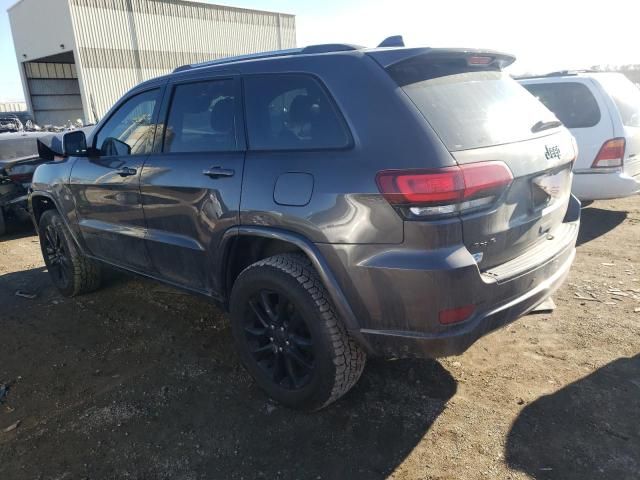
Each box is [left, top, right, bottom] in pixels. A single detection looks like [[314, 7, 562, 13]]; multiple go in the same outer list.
[[43, 223, 72, 287], [244, 289, 315, 390], [230, 253, 366, 410]]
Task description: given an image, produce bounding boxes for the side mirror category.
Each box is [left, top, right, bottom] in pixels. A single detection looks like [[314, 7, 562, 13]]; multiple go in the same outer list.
[[62, 130, 88, 157], [101, 137, 131, 157]]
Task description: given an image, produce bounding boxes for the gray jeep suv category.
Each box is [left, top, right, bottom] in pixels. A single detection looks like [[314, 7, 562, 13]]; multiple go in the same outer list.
[[29, 43, 580, 410]]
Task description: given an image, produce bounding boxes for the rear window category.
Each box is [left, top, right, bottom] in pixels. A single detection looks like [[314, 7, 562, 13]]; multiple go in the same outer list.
[[523, 82, 601, 128], [389, 62, 558, 151], [244, 74, 350, 151], [598, 74, 640, 127]]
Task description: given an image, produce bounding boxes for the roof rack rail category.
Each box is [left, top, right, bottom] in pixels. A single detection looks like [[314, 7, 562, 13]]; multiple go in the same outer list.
[[173, 48, 302, 72], [300, 43, 362, 54], [174, 43, 363, 73], [515, 69, 597, 80]]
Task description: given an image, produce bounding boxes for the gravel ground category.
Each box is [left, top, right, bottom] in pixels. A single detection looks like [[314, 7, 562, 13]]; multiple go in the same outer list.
[[0, 196, 638, 480]]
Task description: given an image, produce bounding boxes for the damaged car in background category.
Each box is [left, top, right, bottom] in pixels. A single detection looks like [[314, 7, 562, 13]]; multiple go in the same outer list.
[[0, 155, 45, 235], [0, 130, 92, 236], [0, 115, 24, 133]]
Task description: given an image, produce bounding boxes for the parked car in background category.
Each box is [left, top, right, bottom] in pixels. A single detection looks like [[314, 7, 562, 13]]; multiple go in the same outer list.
[[519, 72, 640, 201], [0, 130, 88, 236], [0, 115, 24, 133], [29, 42, 579, 410], [0, 155, 47, 235]]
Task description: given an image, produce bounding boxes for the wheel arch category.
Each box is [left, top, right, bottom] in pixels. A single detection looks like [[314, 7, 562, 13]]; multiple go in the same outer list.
[[30, 191, 59, 226], [219, 226, 370, 351], [29, 191, 86, 255]]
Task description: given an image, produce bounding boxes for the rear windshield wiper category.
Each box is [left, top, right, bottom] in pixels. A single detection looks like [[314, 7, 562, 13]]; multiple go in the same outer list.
[[531, 119, 563, 133]]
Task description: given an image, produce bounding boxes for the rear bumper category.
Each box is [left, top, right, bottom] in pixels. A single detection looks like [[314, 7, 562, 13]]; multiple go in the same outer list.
[[362, 245, 575, 357], [321, 195, 580, 358], [572, 170, 640, 201]]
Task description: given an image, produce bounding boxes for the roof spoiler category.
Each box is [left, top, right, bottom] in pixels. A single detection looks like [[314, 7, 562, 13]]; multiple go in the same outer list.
[[367, 48, 516, 69]]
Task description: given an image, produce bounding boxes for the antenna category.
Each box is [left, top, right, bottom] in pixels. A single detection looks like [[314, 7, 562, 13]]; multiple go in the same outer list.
[[378, 35, 405, 48]]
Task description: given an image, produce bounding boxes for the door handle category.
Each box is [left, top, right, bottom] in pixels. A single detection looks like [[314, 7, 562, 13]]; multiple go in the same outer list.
[[116, 167, 137, 177], [203, 167, 235, 178]]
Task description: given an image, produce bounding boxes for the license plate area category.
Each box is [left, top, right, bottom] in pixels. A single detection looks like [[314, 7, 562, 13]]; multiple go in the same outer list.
[[531, 167, 571, 210]]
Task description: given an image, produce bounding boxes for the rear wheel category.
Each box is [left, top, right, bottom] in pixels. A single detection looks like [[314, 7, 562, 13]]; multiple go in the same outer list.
[[230, 253, 366, 411], [38, 210, 102, 297]]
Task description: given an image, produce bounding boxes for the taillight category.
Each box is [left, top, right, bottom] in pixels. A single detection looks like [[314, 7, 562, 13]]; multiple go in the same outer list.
[[8, 173, 32, 183], [592, 138, 625, 169], [6, 164, 36, 184], [376, 161, 513, 219]]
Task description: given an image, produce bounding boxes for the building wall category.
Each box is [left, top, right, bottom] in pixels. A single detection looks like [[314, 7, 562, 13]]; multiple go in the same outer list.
[[8, 0, 76, 63], [0, 102, 27, 113], [67, 0, 296, 119], [8, 0, 77, 120]]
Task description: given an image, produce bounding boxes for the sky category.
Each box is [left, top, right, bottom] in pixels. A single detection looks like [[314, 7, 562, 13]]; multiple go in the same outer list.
[[1, 0, 639, 102]]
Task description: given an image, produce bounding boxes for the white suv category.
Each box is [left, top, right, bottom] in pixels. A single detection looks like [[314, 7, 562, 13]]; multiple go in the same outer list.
[[519, 72, 640, 201]]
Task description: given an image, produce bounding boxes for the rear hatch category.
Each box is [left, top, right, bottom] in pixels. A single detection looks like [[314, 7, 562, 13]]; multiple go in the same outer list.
[[597, 73, 640, 178], [377, 50, 576, 270]]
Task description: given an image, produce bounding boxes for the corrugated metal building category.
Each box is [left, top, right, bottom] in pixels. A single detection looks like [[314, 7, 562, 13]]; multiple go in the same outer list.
[[8, 0, 296, 125], [0, 102, 27, 113]]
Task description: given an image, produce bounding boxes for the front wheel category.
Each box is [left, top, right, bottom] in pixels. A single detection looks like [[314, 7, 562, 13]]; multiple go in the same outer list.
[[38, 209, 102, 297], [230, 253, 366, 411]]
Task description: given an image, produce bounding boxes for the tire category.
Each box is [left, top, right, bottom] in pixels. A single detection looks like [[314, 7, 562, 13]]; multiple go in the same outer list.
[[38, 209, 102, 297], [0, 208, 6, 237], [230, 253, 366, 411]]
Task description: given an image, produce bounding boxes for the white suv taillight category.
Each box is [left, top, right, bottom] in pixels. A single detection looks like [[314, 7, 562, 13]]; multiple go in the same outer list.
[[376, 161, 513, 219], [592, 138, 625, 169]]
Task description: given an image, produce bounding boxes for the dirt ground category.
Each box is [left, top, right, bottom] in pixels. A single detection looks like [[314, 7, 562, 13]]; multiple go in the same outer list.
[[0, 197, 638, 480]]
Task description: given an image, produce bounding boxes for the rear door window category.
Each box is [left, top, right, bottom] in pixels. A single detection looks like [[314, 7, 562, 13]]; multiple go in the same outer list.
[[388, 62, 558, 151], [163, 79, 238, 153], [244, 74, 350, 151], [597, 74, 640, 127], [523, 82, 601, 128]]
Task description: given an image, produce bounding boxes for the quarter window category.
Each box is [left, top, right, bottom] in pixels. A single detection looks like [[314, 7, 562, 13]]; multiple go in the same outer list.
[[523, 82, 601, 129], [163, 80, 238, 153], [244, 74, 350, 151], [596, 74, 640, 127], [95, 89, 160, 156]]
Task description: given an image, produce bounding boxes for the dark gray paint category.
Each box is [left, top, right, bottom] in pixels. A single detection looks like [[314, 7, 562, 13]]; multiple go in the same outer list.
[[29, 46, 580, 358]]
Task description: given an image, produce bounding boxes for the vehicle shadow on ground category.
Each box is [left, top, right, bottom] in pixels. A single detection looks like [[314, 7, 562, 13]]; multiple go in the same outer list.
[[505, 355, 640, 479], [577, 207, 627, 247], [0, 265, 51, 304], [0, 265, 458, 479]]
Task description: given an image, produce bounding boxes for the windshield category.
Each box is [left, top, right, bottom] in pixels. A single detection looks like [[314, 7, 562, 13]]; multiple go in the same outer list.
[[389, 63, 559, 151], [598, 74, 640, 127]]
